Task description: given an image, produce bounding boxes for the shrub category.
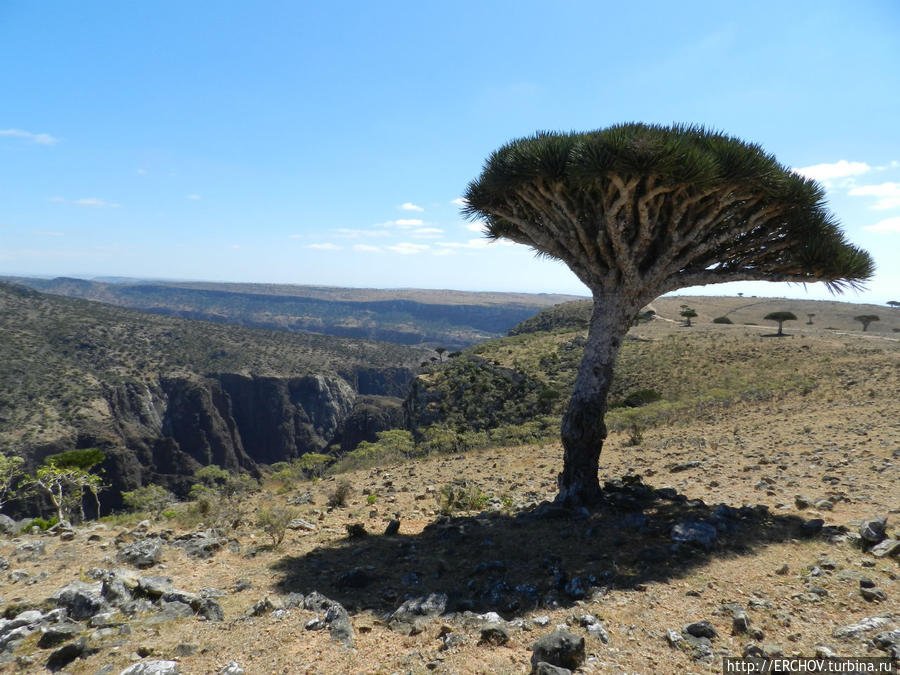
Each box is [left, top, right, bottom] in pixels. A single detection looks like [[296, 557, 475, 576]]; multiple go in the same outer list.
[[327, 479, 352, 508], [436, 481, 489, 514], [256, 506, 296, 548], [21, 516, 58, 532], [712, 316, 733, 324], [121, 484, 175, 520]]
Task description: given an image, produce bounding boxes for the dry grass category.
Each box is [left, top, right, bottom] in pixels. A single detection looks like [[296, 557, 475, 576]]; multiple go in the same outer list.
[[1, 306, 898, 674]]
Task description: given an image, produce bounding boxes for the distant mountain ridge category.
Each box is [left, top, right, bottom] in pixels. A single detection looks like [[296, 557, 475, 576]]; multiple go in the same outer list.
[[3, 277, 585, 349]]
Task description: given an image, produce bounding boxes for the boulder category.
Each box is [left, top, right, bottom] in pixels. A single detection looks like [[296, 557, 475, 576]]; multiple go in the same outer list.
[[387, 593, 447, 635], [859, 516, 887, 544], [117, 538, 163, 568], [671, 522, 717, 549], [531, 630, 585, 673], [0, 514, 17, 536], [51, 581, 107, 619], [119, 661, 181, 675]]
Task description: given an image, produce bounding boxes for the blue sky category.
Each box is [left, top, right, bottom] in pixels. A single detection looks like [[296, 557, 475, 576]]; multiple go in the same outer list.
[[1, 1, 898, 304]]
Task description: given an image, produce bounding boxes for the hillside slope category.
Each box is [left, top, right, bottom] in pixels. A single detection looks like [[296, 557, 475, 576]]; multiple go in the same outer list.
[[0, 283, 429, 509]]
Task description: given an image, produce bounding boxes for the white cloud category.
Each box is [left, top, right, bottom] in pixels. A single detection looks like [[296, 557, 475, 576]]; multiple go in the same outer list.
[[399, 202, 424, 212], [353, 244, 382, 253], [75, 198, 120, 208], [450, 198, 467, 206], [436, 238, 491, 250], [864, 216, 900, 233], [0, 128, 58, 145], [465, 222, 485, 232], [386, 242, 430, 255], [395, 218, 424, 227], [305, 243, 342, 251], [848, 182, 900, 210], [186, 194, 201, 200], [794, 160, 871, 183], [411, 227, 444, 238]]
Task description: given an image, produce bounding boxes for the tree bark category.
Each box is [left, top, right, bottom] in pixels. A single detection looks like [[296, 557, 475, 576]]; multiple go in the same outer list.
[[557, 292, 634, 504]]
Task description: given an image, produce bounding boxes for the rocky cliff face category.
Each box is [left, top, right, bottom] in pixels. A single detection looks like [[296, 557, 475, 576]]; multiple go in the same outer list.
[[76, 369, 414, 509]]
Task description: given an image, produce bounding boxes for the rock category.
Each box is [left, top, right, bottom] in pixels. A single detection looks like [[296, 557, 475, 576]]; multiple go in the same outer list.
[[384, 519, 401, 536], [0, 514, 17, 536], [479, 622, 510, 646], [722, 603, 751, 634], [585, 622, 609, 643], [37, 622, 83, 649], [530, 630, 585, 673], [195, 597, 224, 621], [171, 530, 224, 559], [533, 664, 572, 675], [345, 523, 367, 538], [52, 581, 107, 619], [684, 620, 718, 639], [14, 541, 45, 561], [671, 522, 717, 549], [387, 593, 447, 635], [117, 539, 163, 569], [859, 516, 887, 544], [218, 661, 245, 674], [286, 518, 317, 531], [119, 661, 181, 675], [834, 616, 891, 639], [814, 499, 834, 511], [860, 587, 888, 602], [775, 563, 790, 575], [873, 630, 900, 651], [870, 539, 900, 558], [137, 575, 174, 599], [794, 495, 812, 509], [249, 598, 275, 617], [665, 629, 683, 648], [324, 602, 354, 647], [45, 637, 88, 671], [281, 592, 304, 609]]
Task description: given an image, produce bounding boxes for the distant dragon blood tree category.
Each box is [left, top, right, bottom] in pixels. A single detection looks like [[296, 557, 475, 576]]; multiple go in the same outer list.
[[463, 123, 874, 504]]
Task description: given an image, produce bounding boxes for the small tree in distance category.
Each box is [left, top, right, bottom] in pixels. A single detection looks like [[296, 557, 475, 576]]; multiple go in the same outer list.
[[764, 311, 797, 336], [855, 314, 879, 331], [887, 301, 899, 309], [464, 123, 873, 503], [680, 305, 698, 327]]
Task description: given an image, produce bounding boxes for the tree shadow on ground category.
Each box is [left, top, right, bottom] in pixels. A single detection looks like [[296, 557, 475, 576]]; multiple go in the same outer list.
[[270, 475, 835, 618]]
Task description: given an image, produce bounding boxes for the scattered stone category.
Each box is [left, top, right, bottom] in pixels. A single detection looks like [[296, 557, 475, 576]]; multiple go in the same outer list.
[[530, 630, 585, 673], [324, 603, 354, 646], [286, 518, 317, 531], [170, 530, 224, 559], [117, 539, 163, 569], [52, 581, 107, 619], [218, 662, 245, 675], [859, 516, 887, 544], [37, 622, 83, 649], [174, 643, 197, 657], [861, 587, 888, 602], [384, 519, 401, 536], [723, 603, 751, 634], [834, 616, 891, 639], [870, 539, 900, 558], [533, 663, 572, 675], [815, 646, 836, 658], [794, 495, 812, 509], [775, 563, 790, 575], [388, 593, 447, 635], [684, 620, 718, 639], [233, 579, 252, 593], [119, 661, 181, 675], [0, 514, 17, 536], [665, 629, 683, 648], [585, 622, 609, 643], [249, 597, 275, 617], [45, 637, 88, 671], [814, 499, 834, 511], [671, 521, 717, 549], [859, 577, 876, 589], [479, 622, 510, 646]]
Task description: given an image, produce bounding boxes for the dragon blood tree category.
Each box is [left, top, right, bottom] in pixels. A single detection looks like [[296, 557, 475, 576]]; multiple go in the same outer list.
[[463, 123, 874, 504]]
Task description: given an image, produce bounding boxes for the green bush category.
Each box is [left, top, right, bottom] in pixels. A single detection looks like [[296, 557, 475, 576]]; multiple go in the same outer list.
[[22, 516, 58, 532], [327, 479, 352, 508], [437, 481, 489, 514], [256, 506, 296, 548], [121, 484, 175, 520], [611, 389, 662, 409], [712, 316, 733, 324]]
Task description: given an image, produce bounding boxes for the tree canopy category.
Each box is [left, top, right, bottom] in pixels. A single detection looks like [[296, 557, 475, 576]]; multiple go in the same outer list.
[[465, 123, 873, 301]]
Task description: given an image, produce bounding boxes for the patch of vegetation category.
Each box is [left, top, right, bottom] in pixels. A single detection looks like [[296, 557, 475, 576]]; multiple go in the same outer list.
[[712, 316, 733, 324], [436, 481, 489, 514]]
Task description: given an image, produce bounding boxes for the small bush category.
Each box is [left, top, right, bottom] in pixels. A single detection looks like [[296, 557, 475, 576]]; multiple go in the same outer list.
[[366, 494, 378, 505], [121, 484, 175, 520], [327, 479, 352, 508], [437, 481, 489, 514], [712, 316, 733, 324], [22, 516, 58, 532], [256, 506, 296, 548], [625, 423, 644, 446], [611, 389, 662, 409]]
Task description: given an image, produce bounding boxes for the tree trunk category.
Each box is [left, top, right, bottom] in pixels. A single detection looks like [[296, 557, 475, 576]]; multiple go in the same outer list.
[[557, 293, 634, 504]]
